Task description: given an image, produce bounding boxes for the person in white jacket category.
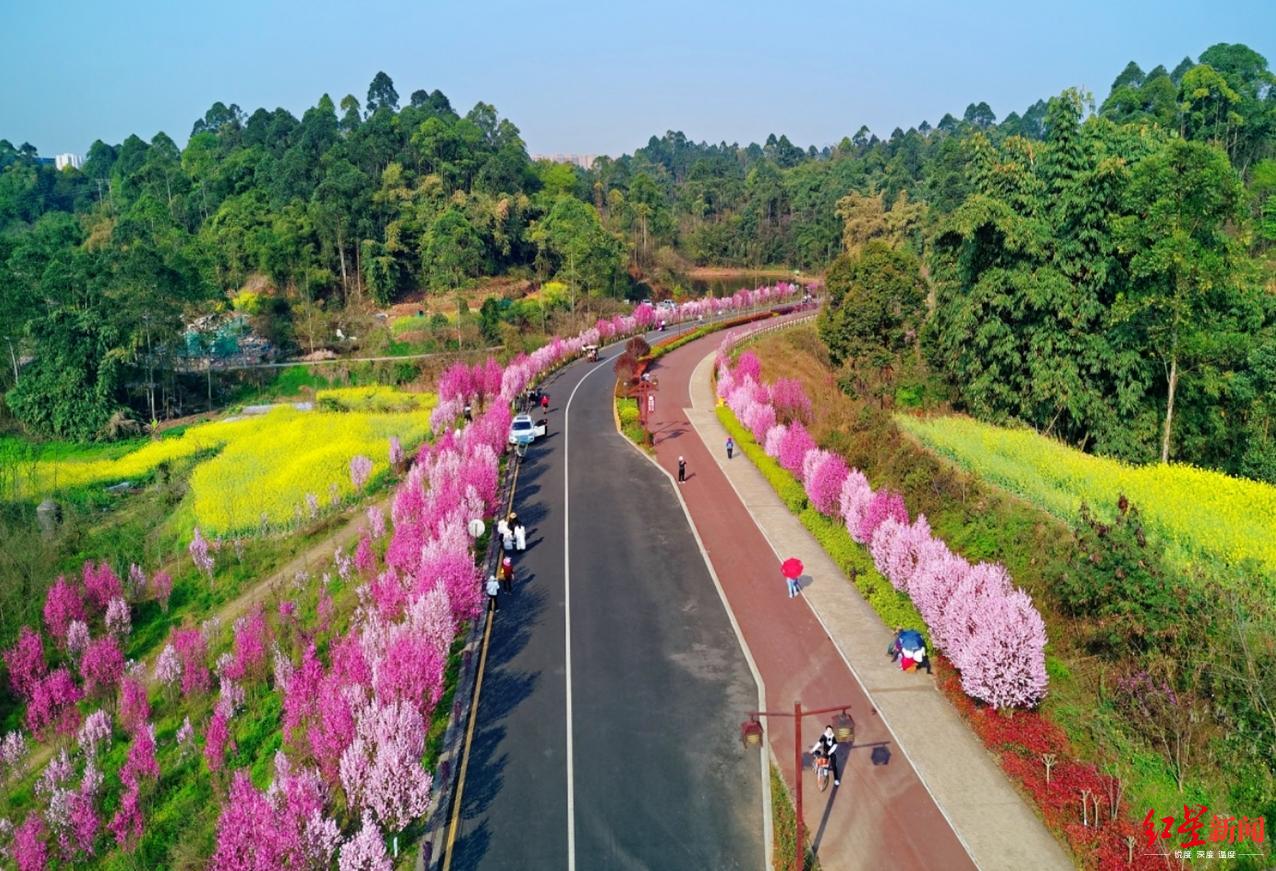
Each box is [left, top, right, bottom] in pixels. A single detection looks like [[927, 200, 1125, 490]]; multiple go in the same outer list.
[[514, 521, 527, 551]]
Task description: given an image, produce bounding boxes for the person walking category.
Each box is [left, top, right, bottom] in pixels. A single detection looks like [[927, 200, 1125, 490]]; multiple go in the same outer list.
[[677, 456, 686, 483], [496, 517, 510, 543], [786, 573, 800, 598], [501, 524, 514, 553], [541, 393, 550, 411], [486, 574, 501, 611], [810, 725, 841, 787], [499, 556, 514, 593], [514, 520, 527, 552], [726, 437, 734, 460]]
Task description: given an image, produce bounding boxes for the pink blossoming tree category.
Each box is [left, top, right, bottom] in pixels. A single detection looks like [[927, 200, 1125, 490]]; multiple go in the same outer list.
[[3, 627, 46, 700]]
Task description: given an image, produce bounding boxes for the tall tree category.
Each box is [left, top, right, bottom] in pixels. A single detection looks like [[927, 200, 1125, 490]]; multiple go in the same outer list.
[[1115, 139, 1248, 462]]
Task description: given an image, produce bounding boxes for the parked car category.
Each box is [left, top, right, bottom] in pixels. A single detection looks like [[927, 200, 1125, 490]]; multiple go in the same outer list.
[[508, 414, 547, 446]]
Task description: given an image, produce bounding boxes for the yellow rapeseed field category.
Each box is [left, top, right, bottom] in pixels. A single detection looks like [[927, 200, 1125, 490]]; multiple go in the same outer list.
[[13, 390, 434, 534], [896, 414, 1276, 578], [188, 406, 430, 533]]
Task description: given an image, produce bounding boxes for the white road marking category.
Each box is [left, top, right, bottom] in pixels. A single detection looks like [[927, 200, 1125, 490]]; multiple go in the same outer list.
[[561, 349, 618, 871]]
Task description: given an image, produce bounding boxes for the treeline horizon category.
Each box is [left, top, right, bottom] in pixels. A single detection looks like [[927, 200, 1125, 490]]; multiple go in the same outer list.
[[0, 44, 1272, 484]]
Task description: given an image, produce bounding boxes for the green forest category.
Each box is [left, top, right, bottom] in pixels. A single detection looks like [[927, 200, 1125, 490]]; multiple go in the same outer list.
[[1, 45, 1273, 481]]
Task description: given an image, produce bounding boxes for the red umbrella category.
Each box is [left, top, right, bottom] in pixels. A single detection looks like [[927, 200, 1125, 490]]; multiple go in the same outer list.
[[781, 558, 804, 579]]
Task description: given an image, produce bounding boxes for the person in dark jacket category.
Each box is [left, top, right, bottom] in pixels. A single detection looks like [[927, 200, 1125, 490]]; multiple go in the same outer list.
[[810, 725, 841, 786]]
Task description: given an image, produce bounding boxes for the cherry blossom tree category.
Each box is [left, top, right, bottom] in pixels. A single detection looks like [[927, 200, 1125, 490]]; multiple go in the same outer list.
[[118, 679, 150, 735], [935, 563, 1013, 654], [1, 730, 27, 777], [367, 506, 387, 540], [804, 451, 849, 516], [63, 787, 98, 860], [107, 787, 141, 850], [175, 717, 194, 751], [776, 422, 817, 478], [307, 675, 357, 784], [25, 668, 82, 738], [838, 470, 874, 538], [855, 488, 909, 544], [869, 514, 933, 593], [104, 597, 131, 637], [406, 584, 455, 657], [3, 627, 46, 700], [77, 710, 112, 759], [190, 528, 215, 578], [734, 350, 762, 383], [12, 812, 46, 871], [127, 564, 147, 601], [770, 377, 812, 423], [205, 707, 232, 774], [225, 607, 270, 684], [954, 589, 1049, 709], [740, 399, 777, 443], [153, 643, 180, 693], [282, 645, 324, 743], [372, 632, 444, 719], [64, 620, 89, 658], [150, 571, 173, 612], [355, 537, 378, 579], [369, 570, 407, 622], [211, 770, 292, 869], [350, 455, 374, 490], [42, 577, 86, 646], [172, 628, 211, 697], [82, 562, 122, 612], [80, 636, 124, 697], [764, 424, 787, 458], [338, 814, 392, 871], [120, 724, 159, 786]]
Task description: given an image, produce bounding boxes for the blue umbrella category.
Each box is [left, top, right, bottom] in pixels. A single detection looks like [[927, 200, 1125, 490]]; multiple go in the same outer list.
[[899, 629, 924, 650]]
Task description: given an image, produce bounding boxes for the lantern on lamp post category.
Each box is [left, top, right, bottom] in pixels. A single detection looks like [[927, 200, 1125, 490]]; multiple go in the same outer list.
[[742, 702, 860, 871]]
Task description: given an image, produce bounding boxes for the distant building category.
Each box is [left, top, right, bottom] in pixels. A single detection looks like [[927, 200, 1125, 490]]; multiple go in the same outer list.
[[54, 153, 82, 170], [532, 153, 598, 170]]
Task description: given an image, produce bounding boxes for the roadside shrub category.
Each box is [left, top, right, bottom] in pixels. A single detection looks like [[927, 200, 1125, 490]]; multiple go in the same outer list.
[[1060, 498, 1204, 657]]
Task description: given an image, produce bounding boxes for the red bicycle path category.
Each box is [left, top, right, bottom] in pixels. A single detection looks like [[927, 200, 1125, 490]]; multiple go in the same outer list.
[[644, 332, 976, 871]]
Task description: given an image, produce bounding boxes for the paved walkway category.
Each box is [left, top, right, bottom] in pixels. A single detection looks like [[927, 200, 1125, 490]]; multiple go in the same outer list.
[[643, 333, 1073, 871]]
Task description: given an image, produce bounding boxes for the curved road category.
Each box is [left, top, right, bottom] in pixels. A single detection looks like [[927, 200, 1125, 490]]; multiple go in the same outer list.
[[449, 329, 764, 869]]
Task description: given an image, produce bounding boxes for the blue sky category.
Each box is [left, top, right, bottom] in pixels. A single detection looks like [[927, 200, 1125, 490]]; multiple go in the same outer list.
[[3, 0, 1273, 158]]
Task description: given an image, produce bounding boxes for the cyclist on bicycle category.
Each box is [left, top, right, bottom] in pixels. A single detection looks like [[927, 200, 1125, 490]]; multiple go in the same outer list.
[[810, 725, 840, 787]]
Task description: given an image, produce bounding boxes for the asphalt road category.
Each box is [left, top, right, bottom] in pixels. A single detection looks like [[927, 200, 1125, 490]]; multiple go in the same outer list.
[[449, 330, 764, 870]]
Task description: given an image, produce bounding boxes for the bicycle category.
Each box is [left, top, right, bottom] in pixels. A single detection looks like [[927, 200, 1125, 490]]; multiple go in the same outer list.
[[813, 750, 832, 792]]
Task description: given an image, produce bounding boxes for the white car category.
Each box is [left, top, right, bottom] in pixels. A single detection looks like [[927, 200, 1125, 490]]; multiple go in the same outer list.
[[508, 414, 547, 446]]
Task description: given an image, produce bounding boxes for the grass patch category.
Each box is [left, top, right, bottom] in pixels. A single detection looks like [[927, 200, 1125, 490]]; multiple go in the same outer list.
[[769, 764, 820, 871]]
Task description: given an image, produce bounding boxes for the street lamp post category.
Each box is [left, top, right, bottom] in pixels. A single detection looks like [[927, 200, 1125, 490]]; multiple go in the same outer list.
[[742, 703, 855, 871], [636, 376, 658, 430]]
